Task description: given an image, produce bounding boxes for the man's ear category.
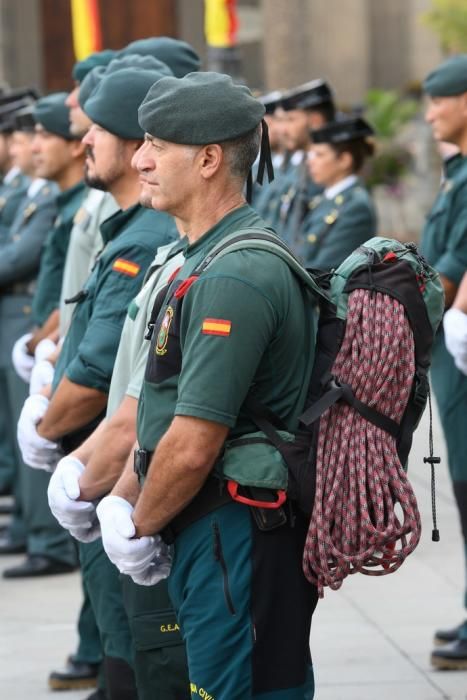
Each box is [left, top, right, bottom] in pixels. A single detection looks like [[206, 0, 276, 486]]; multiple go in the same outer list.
[[198, 143, 224, 180], [69, 139, 87, 159]]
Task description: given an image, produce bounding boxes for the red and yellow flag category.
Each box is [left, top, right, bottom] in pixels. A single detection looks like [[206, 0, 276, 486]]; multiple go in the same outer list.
[[112, 258, 141, 278], [202, 318, 232, 336], [70, 0, 103, 61], [204, 0, 239, 48]]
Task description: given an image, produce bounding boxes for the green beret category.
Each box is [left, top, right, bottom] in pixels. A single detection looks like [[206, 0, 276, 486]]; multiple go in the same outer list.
[[424, 55, 467, 97], [138, 72, 265, 144], [78, 55, 173, 109], [78, 66, 106, 109], [34, 92, 74, 140], [118, 37, 200, 78], [84, 67, 169, 139], [72, 49, 116, 83]]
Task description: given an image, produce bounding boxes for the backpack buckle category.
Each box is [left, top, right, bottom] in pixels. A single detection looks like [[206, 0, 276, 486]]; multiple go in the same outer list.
[[227, 480, 287, 509]]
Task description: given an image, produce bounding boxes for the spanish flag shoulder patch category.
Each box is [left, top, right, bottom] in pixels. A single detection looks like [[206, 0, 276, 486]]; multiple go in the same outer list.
[[202, 318, 232, 337], [112, 258, 141, 277]]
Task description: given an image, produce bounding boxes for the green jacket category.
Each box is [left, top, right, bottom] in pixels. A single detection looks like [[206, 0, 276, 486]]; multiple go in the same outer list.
[[421, 153, 467, 482], [0, 168, 30, 241], [0, 179, 59, 289], [53, 204, 177, 394], [32, 180, 87, 326], [299, 180, 377, 270]]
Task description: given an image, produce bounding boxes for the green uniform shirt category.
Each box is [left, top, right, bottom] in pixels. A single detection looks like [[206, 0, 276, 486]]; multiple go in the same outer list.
[[421, 153, 467, 285], [32, 180, 87, 326], [106, 240, 185, 417], [0, 178, 58, 288], [137, 204, 315, 454], [0, 167, 30, 242], [53, 205, 177, 394], [421, 152, 467, 483], [299, 180, 377, 270], [279, 157, 323, 250], [59, 189, 119, 338]]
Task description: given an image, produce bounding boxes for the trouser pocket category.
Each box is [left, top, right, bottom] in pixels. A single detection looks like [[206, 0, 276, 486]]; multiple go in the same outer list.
[[212, 521, 236, 616]]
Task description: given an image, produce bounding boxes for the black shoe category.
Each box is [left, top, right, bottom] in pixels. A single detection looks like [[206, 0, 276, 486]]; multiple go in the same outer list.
[[434, 620, 467, 646], [2, 555, 76, 578], [48, 654, 100, 691], [0, 531, 26, 555], [431, 638, 467, 670]]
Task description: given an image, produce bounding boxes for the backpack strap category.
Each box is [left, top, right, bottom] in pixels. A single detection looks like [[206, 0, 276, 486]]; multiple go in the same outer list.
[[193, 227, 331, 305]]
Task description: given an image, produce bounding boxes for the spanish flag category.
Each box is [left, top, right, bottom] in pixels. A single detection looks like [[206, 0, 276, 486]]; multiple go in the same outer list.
[[204, 0, 239, 48], [202, 318, 232, 336], [71, 0, 103, 61], [112, 258, 141, 278]]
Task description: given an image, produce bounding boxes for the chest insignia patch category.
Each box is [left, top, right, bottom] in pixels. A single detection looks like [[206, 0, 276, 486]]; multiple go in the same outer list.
[[202, 318, 232, 337], [112, 258, 141, 277], [156, 305, 174, 356]]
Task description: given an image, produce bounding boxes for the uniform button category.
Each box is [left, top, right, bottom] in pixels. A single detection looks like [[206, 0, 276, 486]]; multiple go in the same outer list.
[[307, 233, 317, 243]]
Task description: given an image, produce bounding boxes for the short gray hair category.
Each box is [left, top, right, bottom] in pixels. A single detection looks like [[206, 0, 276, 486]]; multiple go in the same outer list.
[[221, 125, 262, 181]]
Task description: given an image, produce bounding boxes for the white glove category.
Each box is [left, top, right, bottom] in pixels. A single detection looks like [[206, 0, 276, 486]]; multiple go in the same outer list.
[[12, 333, 34, 382], [97, 495, 170, 585], [444, 307, 467, 375], [47, 456, 100, 542], [29, 360, 54, 395], [17, 394, 61, 471], [35, 338, 57, 363]]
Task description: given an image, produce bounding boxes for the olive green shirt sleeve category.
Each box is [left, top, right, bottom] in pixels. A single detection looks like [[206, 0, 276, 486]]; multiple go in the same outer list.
[[176, 267, 279, 427], [65, 242, 156, 392], [435, 194, 467, 285]]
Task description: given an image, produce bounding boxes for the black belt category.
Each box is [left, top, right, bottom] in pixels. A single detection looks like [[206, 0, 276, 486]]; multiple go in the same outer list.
[[133, 449, 231, 544], [1, 281, 35, 296]]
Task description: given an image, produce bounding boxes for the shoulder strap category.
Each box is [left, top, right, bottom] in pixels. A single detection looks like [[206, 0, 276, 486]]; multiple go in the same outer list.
[[194, 227, 330, 305]]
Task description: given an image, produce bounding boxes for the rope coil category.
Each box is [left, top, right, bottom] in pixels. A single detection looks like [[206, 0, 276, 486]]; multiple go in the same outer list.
[[303, 288, 422, 597]]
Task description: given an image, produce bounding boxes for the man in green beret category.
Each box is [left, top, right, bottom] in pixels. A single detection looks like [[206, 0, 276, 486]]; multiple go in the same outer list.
[[22, 65, 178, 699], [421, 54, 467, 670], [4, 92, 86, 579], [98, 71, 318, 699]]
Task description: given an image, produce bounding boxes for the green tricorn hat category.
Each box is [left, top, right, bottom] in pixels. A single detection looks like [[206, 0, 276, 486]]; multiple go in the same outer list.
[[79, 54, 173, 109], [84, 67, 170, 139], [72, 49, 117, 83], [424, 55, 467, 97], [34, 92, 74, 140], [118, 37, 200, 78]]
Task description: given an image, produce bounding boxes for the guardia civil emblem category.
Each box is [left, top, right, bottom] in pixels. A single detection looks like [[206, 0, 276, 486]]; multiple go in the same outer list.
[[155, 306, 174, 356]]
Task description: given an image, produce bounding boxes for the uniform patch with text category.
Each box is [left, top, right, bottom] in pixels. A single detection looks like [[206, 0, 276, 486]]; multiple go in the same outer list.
[[112, 258, 141, 277], [201, 318, 232, 336]]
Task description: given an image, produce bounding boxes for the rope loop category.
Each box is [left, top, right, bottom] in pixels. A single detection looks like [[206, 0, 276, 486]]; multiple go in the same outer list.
[[303, 288, 422, 597]]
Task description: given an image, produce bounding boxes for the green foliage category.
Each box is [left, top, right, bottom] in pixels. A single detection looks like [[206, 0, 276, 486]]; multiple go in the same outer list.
[[423, 0, 467, 52], [363, 89, 419, 189], [365, 89, 419, 140]]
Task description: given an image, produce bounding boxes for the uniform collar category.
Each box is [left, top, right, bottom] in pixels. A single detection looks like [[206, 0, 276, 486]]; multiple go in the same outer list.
[[99, 202, 142, 244], [184, 204, 253, 259], [3, 165, 22, 184], [443, 152, 467, 179], [56, 179, 86, 208], [324, 175, 358, 200], [27, 177, 49, 199]]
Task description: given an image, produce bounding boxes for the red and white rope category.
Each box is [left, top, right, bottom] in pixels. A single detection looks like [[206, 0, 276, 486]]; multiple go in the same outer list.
[[303, 288, 422, 597]]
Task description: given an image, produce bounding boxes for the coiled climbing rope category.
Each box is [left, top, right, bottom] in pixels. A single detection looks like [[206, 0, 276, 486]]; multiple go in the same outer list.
[[302, 288, 422, 597]]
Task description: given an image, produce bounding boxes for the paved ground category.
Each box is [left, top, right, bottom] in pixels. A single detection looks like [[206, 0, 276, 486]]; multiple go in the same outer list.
[[0, 403, 466, 699]]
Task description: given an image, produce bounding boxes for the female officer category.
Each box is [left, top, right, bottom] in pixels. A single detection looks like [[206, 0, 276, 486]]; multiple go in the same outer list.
[[297, 116, 377, 270]]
